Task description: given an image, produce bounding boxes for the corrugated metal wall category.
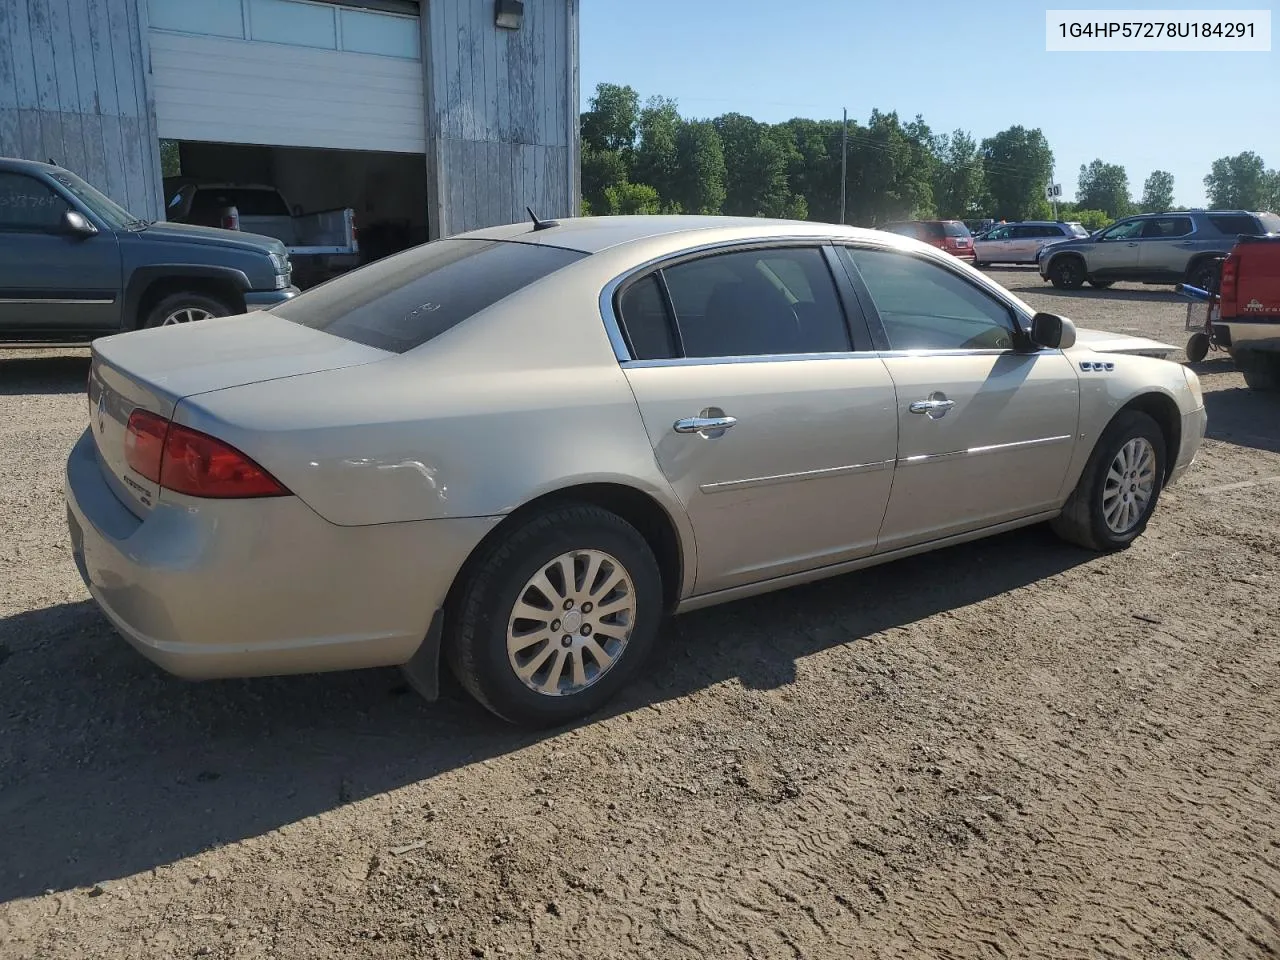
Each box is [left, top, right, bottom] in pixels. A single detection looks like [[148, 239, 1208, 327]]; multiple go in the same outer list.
[[425, 0, 580, 238], [0, 0, 163, 220]]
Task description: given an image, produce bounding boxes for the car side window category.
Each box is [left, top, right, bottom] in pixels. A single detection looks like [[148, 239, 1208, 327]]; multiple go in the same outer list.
[[616, 275, 678, 361], [987, 226, 1011, 240], [1208, 213, 1259, 235], [658, 247, 852, 359], [1099, 219, 1145, 241], [1141, 216, 1192, 239], [839, 246, 1016, 352], [0, 173, 68, 231]]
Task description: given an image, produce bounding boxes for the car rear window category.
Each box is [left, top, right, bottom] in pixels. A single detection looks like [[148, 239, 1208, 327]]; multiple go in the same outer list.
[[190, 188, 291, 218], [1067, 223, 1089, 237], [942, 221, 971, 237], [1259, 213, 1280, 234], [273, 238, 587, 353]]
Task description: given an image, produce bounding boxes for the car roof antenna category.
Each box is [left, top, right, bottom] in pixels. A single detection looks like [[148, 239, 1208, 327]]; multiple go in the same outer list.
[[527, 206, 559, 231]]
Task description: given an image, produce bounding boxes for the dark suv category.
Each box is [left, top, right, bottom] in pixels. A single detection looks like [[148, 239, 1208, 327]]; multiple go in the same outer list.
[[1036, 209, 1280, 291], [0, 157, 298, 344]]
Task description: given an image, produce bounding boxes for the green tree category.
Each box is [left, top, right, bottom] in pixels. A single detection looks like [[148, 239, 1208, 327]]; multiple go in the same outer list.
[[632, 96, 682, 204], [1139, 170, 1175, 213], [1071, 209, 1113, 231], [580, 83, 640, 156], [712, 113, 803, 218], [1204, 151, 1272, 208], [1076, 159, 1132, 218], [603, 181, 662, 215], [845, 111, 936, 224], [672, 119, 727, 214], [980, 125, 1054, 221], [580, 146, 629, 218], [778, 117, 842, 222], [933, 129, 985, 219]]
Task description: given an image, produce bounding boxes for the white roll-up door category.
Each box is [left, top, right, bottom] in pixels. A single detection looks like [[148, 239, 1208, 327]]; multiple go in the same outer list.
[[147, 0, 425, 154]]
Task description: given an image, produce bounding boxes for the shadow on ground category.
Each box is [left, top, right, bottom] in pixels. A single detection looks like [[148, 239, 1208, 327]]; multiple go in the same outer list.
[[0, 524, 1095, 902], [999, 281, 1180, 306], [0, 354, 91, 396]]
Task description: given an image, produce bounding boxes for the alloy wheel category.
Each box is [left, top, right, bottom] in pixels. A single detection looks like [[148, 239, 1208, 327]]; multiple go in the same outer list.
[[1102, 437, 1157, 534], [506, 549, 636, 697], [162, 307, 215, 325]]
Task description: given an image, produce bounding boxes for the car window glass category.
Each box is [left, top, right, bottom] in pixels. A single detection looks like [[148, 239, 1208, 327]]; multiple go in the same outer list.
[[1100, 220, 1145, 240], [1141, 217, 1192, 239], [1012, 225, 1039, 239], [661, 247, 851, 358], [617, 275, 677, 361], [0, 173, 68, 230], [1258, 213, 1280, 233], [274, 238, 586, 353], [189, 188, 291, 219], [840, 247, 1015, 352], [1208, 214, 1259, 235], [942, 221, 970, 237]]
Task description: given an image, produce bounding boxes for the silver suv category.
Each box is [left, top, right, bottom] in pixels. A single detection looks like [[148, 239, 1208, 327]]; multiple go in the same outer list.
[[973, 221, 1089, 266], [1037, 209, 1280, 291]]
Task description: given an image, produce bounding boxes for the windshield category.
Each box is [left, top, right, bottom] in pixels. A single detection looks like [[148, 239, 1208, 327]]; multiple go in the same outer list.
[[53, 170, 138, 229]]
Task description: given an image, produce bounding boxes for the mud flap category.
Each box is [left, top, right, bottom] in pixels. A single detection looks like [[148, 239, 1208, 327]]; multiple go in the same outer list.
[[401, 609, 444, 701]]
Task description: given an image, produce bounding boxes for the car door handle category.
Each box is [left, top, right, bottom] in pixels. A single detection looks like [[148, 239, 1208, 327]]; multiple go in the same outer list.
[[1126, 242, 1139, 247], [909, 399, 956, 415], [673, 416, 737, 434]]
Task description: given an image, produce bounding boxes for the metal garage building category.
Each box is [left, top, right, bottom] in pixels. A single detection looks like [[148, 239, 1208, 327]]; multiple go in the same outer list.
[[0, 0, 580, 240]]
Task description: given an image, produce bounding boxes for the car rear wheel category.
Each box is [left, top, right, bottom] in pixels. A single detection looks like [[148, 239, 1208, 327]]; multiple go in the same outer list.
[[1239, 351, 1280, 392], [1051, 409, 1166, 552], [143, 292, 233, 329], [1049, 257, 1085, 290], [444, 503, 664, 727]]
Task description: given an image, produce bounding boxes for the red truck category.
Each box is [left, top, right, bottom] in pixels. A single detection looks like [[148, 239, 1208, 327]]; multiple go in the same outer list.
[[1182, 234, 1280, 391]]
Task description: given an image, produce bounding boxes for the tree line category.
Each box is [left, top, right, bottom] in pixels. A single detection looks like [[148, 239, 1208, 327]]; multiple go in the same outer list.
[[580, 83, 1280, 228]]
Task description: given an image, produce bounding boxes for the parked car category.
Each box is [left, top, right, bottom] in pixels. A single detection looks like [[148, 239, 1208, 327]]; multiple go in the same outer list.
[[879, 219, 975, 260], [973, 221, 1089, 266], [0, 157, 297, 343], [67, 216, 1206, 728], [1183, 234, 1280, 390], [163, 179, 359, 288], [1037, 209, 1280, 291]]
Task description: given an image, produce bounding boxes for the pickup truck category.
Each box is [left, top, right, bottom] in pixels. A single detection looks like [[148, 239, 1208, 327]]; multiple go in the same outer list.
[[0, 157, 298, 344], [1208, 236, 1280, 391], [163, 179, 359, 288]]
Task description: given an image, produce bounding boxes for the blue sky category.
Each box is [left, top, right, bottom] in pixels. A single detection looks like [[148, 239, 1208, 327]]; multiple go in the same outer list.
[[579, 0, 1279, 208]]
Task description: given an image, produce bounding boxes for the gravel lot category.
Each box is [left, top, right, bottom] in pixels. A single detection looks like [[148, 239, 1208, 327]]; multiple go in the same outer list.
[[2, 267, 1278, 959]]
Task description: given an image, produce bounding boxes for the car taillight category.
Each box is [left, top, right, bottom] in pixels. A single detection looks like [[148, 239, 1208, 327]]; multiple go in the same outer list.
[[125, 410, 289, 498], [1220, 253, 1239, 305]]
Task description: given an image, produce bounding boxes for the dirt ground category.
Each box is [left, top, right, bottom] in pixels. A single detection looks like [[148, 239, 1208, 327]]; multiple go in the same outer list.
[[2, 267, 1278, 959]]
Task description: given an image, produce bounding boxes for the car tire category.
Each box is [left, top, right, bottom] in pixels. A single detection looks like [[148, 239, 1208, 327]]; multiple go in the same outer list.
[[1239, 352, 1280, 392], [1051, 409, 1166, 552], [1185, 332, 1210, 363], [1088, 280, 1115, 289], [1049, 257, 1085, 290], [972, 259, 986, 268], [444, 503, 664, 728], [1186, 259, 1220, 293], [143, 292, 233, 329]]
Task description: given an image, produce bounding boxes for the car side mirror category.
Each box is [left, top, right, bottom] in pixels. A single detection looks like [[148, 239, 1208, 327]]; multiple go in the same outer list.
[[1029, 312, 1076, 350], [63, 209, 98, 238]]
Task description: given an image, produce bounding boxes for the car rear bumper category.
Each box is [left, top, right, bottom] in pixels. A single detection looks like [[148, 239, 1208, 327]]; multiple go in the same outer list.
[[64, 428, 499, 680], [1219, 319, 1280, 352]]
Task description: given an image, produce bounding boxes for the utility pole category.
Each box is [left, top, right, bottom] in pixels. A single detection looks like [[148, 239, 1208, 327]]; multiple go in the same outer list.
[[840, 108, 848, 225]]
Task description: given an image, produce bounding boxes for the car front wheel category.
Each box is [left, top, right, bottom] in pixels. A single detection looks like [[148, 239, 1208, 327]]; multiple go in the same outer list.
[[143, 291, 233, 329], [1051, 409, 1166, 551], [444, 504, 664, 727], [1049, 257, 1086, 290]]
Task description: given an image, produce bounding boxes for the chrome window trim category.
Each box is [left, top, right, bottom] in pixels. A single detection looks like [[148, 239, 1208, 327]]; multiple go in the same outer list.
[[0, 297, 115, 305], [600, 235, 1038, 367]]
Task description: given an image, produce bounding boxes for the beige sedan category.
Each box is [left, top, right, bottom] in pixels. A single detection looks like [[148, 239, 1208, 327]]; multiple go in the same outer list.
[[66, 216, 1207, 727]]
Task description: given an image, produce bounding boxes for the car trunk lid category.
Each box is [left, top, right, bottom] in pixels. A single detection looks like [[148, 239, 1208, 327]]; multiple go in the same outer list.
[[87, 314, 391, 517]]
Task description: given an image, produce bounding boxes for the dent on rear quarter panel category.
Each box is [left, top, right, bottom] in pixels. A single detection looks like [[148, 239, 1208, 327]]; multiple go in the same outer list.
[[173, 269, 689, 533]]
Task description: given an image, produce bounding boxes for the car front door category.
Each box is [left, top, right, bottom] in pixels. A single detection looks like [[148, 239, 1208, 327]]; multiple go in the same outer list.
[[1137, 215, 1195, 281], [0, 172, 122, 334], [1008, 225, 1043, 262], [836, 244, 1081, 552], [978, 225, 1014, 263], [614, 243, 899, 596], [1088, 217, 1146, 277]]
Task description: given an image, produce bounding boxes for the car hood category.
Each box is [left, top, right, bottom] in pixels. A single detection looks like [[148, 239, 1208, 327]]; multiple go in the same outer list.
[[1070, 326, 1177, 359], [139, 220, 286, 256]]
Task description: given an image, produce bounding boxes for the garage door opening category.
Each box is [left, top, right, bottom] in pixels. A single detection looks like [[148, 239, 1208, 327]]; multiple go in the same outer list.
[[162, 140, 429, 288]]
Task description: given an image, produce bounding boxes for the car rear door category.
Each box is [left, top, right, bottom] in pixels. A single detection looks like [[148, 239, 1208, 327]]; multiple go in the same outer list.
[[835, 244, 1081, 552], [1136, 215, 1196, 280], [613, 242, 899, 596], [0, 171, 122, 334]]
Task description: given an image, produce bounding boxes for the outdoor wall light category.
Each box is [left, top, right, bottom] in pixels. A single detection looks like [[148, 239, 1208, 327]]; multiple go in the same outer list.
[[495, 0, 523, 29]]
